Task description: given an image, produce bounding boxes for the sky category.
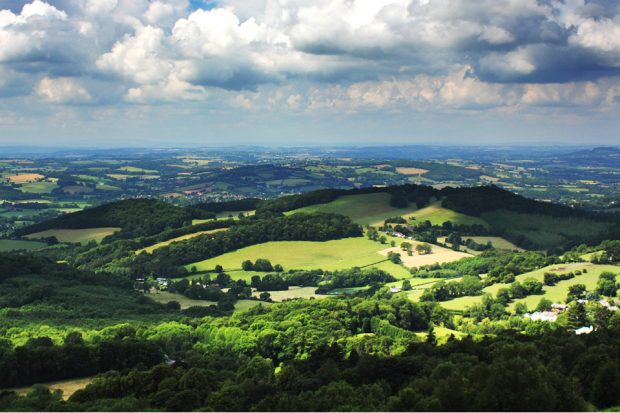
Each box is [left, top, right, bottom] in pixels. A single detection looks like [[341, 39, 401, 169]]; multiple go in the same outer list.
[[0, 0, 619, 147]]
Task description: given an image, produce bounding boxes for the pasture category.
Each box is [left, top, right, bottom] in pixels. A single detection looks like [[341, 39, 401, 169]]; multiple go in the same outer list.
[[25, 227, 120, 244], [439, 263, 619, 311], [185, 237, 409, 278], [136, 228, 228, 254], [405, 202, 489, 227], [19, 181, 58, 194], [0, 239, 47, 252], [288, 192, 420, 226], [378, 244, 471, 268]]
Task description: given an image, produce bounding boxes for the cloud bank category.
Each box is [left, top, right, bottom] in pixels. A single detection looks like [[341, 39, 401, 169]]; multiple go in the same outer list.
[[1, 0, 620, 144]]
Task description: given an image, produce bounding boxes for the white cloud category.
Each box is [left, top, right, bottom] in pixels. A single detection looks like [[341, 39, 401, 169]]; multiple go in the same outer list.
[[36, 77, 92, 103], [96, 25, 173, 84]]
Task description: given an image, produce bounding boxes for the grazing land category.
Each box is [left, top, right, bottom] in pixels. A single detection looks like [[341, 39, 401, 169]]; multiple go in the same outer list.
[[378, 244, 472, 268], [25, 227, 120, 244], [439, 263, 619, 311], [288, 193, 419, 226], [186, 237, 405, 275]]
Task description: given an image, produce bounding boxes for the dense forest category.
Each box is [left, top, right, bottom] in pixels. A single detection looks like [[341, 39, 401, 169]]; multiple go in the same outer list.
[[16, 199, 205, 240]]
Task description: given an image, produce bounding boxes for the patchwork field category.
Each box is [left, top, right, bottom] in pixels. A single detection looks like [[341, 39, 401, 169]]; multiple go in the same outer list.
[[186, 237, 409, 277], [378, 244, 472, 268], [25, 227, 121, 244], [288, 193, 420, 226], [439, 263, 619, 311], [136, 228, 228, 254], [0, 239, 47, 252], [405, 201, 489, 227]]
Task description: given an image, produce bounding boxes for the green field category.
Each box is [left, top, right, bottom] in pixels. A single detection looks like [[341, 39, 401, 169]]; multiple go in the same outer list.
[[439, 263, 619, 311], [0, 239, 48, 252], [186, 237, 409, 277], [406, 201, 489, 227], [19, 181, 58, 194], [288, 193, 420, 226], [25, 227, 121, 244]]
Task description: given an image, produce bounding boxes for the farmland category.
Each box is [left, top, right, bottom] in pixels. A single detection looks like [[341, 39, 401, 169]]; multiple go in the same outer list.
[[251, 286, 326, 302], [25, 227, 120, 244], [378, 244, 472, 268], [288, 193, 419, 226], [439, 263, 620, 311], [186, 237, 406, 276]]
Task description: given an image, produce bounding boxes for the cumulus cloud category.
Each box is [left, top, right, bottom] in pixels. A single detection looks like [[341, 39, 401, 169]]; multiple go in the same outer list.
[[36, 76, 92, 103], [0, 0, 619, 115]]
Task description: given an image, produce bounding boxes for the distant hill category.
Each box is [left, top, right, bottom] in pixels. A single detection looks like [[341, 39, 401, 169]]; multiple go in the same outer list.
[[17, 199, 193, 240]]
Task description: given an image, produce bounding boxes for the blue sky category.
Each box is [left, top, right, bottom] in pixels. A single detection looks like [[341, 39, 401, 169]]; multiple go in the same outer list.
[[0, 0, 619, 147]]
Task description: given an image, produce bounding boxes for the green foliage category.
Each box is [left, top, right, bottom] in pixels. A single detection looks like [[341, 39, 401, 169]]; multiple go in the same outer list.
[[17, 199, 194, 240]]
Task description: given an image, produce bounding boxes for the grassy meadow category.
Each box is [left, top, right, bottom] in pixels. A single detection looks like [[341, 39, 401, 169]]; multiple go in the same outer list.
[[186, 237, 411, 278], [438, 263, 619, 311], [288, 193, 420, 226]]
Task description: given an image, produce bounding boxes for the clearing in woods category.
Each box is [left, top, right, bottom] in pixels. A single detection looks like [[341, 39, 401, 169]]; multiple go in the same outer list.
[[25, 227, 121, 244], [4, 377, 94, 400], [287, 192, 419, 226]]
